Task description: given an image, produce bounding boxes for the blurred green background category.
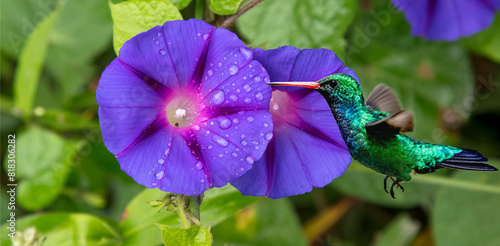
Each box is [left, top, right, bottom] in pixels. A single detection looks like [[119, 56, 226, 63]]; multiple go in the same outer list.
[[1, 0, 500, 245]]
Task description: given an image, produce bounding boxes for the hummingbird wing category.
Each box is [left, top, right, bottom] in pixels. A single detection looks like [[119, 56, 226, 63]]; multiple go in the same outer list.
[[365, 84, 414, 134]]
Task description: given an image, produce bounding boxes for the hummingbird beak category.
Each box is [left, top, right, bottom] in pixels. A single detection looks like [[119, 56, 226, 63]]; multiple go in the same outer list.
[[266, 81, 320, 89]]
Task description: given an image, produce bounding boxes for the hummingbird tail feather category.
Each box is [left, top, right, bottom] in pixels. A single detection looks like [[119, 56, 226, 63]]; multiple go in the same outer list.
[[438, 148, 498, 171]]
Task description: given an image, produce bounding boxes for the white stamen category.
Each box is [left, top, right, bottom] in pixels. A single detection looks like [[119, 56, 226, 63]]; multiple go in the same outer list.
[[174, 108, 186, 118]]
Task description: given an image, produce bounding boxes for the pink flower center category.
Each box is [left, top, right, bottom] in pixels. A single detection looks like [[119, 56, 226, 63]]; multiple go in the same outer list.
[[269, 90, 298, 126], [165, 92, 204, 128]]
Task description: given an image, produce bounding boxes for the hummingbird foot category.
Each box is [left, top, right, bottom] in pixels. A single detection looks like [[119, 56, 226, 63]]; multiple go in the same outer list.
[[383, 176, 404, 199]]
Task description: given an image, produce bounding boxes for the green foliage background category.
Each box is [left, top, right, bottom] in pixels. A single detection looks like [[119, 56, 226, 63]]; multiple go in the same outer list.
[[1, 0, 500, 245]]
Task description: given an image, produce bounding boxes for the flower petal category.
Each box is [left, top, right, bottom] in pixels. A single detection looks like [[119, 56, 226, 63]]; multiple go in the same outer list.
[[195, 111, 274, 187], [392, 0, 500, 41], [97, 59, 164, 107], [99, 106, 161, 155], [232, 46, 355, 198], [117, 126, 209, 195], [232, 123, 351, 198]]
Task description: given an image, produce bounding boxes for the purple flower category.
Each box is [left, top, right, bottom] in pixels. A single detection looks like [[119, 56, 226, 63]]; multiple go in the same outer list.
[[97, 19, 273, 195], [231, 46, 358, 199], [392, 0, 500, 41]]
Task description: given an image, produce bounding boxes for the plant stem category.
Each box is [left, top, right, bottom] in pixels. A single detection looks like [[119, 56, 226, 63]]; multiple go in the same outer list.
[[189, 195, 202, 221], [220, 0, 264, 29], [176, 196, 191, 229]]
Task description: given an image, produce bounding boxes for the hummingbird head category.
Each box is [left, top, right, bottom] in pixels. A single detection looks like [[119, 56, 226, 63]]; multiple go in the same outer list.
[[267, 73, 363, 104]]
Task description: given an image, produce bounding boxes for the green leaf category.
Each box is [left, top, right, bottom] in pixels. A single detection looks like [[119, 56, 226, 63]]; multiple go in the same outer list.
[[159, 225, 211, 246], [169, 0, 194, 10], [209, 0, 243, 15], [433, 160, 500, 246], [463, 12, 500, 63], [374, 213, 420, 246], [110, 0, 183, 55], [13, 5, 63, 117], [212, 198, 308, 246], [4, 127, 80, 210], [0, 213, 122, 246], [237, 0, 357, 56], [120, 185, 258, 246], [34, 108, 100, 131]]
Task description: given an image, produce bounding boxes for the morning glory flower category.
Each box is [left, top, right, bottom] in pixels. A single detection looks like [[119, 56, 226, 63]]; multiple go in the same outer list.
[[231, 46, 358, 199], [97, 19, 273, 195], [392, 0, 500, 41]]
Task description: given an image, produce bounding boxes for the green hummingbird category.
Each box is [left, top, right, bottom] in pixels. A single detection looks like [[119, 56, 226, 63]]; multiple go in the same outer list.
[[268, 74, 498, 198]]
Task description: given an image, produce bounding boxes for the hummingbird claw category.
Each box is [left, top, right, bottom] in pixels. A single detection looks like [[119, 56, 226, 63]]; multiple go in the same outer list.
[[389, 178, 404, 199], [383, 176, 390, 193]]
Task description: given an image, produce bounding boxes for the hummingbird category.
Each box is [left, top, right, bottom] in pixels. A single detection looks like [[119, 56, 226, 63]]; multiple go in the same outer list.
[[268, 74, 498, 198]]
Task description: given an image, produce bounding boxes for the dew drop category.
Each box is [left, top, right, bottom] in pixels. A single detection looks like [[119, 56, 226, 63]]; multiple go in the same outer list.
[[218, 116, 232, 130], [251, 140, 259, 145], [158, 159, 164, 165], [207, 69, 214, 77], [240, 47, 252, 60], [240, 134, 245, 139], [232, 118, 240, 124], [155, 40, 160, 45], [246, 116, 254, 123], [241, 140, 248, 146], [253, 77, 261, 83], [218, 153, 224, 158], [228, 93, 239, 102], [262, 122, 269, 128], [212, 135, 229, 147], [159, 50, 166, 55], [203, 34, 209, 40], [156, 171, 165, 180], [240, 167, 245, 171], [244, 98, 252, 104], [195, 161, 203, 170], [197, 32, 201, 36], [272, 104, 279, 110], [200, 179, 205, 183], [157, 31, 161, 37], [218, 62, 223, 67], [229, 65, 239, 75], [254, 146, 259, 150], [192, 124, 201, 132], [152, 182, 158, 187], [164, 149, 170, 156], [255, 92, 263, 101], [212, 90, 225, 105], [232, 152, 238, 157], [266, 132, 274, 140], [243, 84, 251, 92], [208, 145, 213, 150], [246, 155, 254, 164], [264, 77, 270, 83]]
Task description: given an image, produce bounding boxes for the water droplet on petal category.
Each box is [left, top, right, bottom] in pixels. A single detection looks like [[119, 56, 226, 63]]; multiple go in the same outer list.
[[197, 32, 201, 36], [152, 182, 158, 187], [266, 132, 273, 140], [218, 116, 232, 130], [192, 124, 201, 132], [255, 92, 264, 101], [243, 84, 251, 92], [158, 159, 164, 165], [240, 47, 252, 60], [264, 77, 270, 83], [203, 34, 209, 40], [156, 171, 165, 180], [262, 122, 269, 128], [157, 31, 161, 37], [228, 93, 239, 102], [241, 140, 247, 146], [207, 69, 214, 77], [232, 152, 238, 157], [212, 135, 229, 147], [218, 153, 224, 158], [251, 140, 259, 145], [247, 116, 254, 122], [240, 167, 245, 171], [244, 98, 252, 104], [208, 145, 213, 150], [229, 65, 238, 75], [164, 149, 170, 156], [195, 161, 203, 170], [232, 118, 240, 124], [212, 90, 225, 105], [253, 77, 261, 83], [218, 62, 223, 67], [159, 50, 166, 55], [246, 155, 254, 164], [155, 40, 160, 45], [240, 134, 245, 139]]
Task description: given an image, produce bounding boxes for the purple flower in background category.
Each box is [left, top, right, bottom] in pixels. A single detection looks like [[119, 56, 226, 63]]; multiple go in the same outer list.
[[97, 19, 273, 195], [231, 46, 357, 199], [392, 0, 500, 41]]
